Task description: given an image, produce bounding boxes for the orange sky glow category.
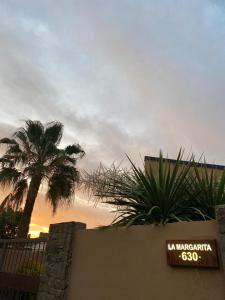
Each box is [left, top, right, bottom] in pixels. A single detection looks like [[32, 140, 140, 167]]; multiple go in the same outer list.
[[0, 188, 114, 237], [29, 194, 114, 237]]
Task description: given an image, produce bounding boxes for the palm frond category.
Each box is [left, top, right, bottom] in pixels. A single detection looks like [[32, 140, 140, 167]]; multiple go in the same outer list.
[[0, 178, 27, 212], [44, 121, 63, 145], [0, 168, 22, 188], [25, 120, 44, 145], [65, 144, 85, 158], [0, 156, 15, 168], [0, 138, 18, 145], [13, 128, 33, 158], [0, 194, 13, 212], [11, 179, 28, 210], [47, 164, 79, 213]]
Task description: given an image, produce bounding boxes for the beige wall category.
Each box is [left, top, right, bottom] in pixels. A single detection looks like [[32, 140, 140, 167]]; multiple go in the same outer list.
[[68, 221, 225, 300], [145, 159, 224, 177]]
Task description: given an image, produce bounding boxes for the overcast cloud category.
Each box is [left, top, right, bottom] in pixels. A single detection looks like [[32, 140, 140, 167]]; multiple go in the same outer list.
[[0, 0, 225, 167], [1, 0, 225, 166], [2, 0, 225, 229]]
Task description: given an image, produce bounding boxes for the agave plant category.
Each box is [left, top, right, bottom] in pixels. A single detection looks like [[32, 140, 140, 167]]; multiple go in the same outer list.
[[188, 164, 225, 220], [83, 150, 213, 227]]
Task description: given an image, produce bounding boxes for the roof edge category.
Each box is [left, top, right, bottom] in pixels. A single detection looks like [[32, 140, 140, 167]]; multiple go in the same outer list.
[[144, 156, 225, 170]]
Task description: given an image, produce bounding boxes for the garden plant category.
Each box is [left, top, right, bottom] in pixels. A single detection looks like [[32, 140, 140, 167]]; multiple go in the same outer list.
[[83, 150, 225, 226]]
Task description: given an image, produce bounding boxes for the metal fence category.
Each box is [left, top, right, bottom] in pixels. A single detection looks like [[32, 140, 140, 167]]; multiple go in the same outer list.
[[0, 288, 36, 300], [0, 238, 47, 299]]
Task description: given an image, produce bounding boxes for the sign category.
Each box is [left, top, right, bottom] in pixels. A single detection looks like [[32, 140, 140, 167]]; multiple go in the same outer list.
[[166, 239, 219, 268]]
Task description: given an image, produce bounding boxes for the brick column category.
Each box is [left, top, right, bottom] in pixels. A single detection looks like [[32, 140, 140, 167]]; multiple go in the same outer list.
[[215, 205, 225, 272], [37, 221, 86, 300]]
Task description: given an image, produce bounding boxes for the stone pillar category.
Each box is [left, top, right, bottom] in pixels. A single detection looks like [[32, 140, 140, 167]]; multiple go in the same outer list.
[[215, 205, 225, 272], [37, 221, 86, 300]]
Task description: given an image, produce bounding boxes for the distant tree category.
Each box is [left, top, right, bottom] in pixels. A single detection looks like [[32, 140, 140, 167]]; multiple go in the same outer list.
[[0, 208, 22, 239], [0, 120, 85, 238]]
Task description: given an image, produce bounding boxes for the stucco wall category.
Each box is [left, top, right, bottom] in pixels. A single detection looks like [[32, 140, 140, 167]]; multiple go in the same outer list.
[[144, 158, 224, 177], [67, 221, 225, 300]]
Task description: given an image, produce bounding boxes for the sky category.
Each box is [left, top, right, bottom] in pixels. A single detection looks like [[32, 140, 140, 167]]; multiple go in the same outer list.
[[1, 0, 225, 235]]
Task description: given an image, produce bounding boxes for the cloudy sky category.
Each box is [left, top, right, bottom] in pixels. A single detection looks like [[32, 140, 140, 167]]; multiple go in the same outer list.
[[1, 0, 225, 234]]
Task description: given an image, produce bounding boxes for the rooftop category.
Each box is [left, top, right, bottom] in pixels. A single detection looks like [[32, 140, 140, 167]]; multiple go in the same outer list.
[[144, 156, 225, 171]]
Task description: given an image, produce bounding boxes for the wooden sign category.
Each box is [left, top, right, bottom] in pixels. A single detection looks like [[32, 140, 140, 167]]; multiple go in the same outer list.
[[166, 239, 219, 268]]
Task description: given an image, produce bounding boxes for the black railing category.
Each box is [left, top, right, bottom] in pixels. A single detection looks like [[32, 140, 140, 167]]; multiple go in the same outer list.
[[0, 288, 36, 300], [0, 238, 47, 276], [0, 237, 47, 299]]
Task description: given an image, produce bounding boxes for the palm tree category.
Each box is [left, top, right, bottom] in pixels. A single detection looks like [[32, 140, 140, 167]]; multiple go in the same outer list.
[[0, 120, 85, 238]]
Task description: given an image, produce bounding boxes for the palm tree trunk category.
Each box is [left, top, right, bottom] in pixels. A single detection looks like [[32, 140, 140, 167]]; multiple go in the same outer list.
[[17, 175, 42, 238]]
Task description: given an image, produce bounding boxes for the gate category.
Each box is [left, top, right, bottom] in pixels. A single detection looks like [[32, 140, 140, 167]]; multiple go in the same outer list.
[[0, 237, 47, 299]]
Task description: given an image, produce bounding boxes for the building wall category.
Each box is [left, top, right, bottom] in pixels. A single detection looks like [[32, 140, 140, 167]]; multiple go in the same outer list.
[[144, 157, 224, 177], [67, 221, 225, 300]]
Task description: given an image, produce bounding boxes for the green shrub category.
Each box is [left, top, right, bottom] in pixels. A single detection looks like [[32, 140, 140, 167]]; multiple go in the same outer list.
[[0, 208, 22, 239]]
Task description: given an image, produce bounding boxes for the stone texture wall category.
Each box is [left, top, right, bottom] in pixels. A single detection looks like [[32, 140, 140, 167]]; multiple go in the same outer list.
[[216, 204, 225, 272], [37, 221, 86, 300]]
